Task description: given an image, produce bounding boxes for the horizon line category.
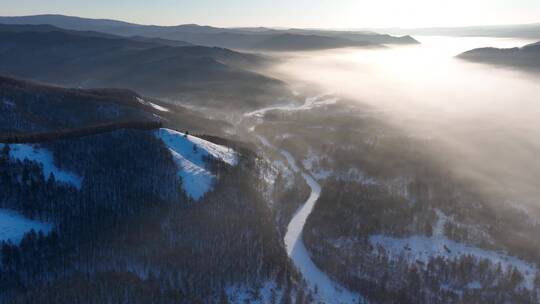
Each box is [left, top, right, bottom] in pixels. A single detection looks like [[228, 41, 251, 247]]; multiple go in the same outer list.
[[1, 13, 539, 31]]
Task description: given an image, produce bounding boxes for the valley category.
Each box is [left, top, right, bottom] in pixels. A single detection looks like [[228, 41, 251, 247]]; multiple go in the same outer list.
[[1, 11, 540, 304]]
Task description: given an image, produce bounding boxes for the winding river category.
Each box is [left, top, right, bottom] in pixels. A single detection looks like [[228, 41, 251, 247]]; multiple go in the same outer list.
[[246, 96, 361, 303], [253, 133, 361, 302], [282, 156, 361, 304]]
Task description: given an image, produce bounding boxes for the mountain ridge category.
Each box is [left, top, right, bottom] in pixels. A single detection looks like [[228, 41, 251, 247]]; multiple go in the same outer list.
[[0, 24, 289, 111], [458, 40, 540, 70], [0, 14, 420, 50]]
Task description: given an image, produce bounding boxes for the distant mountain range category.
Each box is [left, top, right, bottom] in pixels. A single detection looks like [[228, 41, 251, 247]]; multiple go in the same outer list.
[[0, 24, 288, 111], [382, 23, 540, 39], [458, 40, 540, 71], [0, 14, 419, 51]]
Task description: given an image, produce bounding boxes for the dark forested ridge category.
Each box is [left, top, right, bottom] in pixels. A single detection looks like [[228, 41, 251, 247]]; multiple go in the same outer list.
[[0, 77, 306, 303], [458, 40, 540, 71], [0, 121, 162, 144], [0, 76, 231, 136]]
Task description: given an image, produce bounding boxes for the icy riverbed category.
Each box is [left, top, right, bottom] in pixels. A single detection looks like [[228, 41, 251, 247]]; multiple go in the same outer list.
[[279, 147, 361, 303], [285, 172, 361, 303]]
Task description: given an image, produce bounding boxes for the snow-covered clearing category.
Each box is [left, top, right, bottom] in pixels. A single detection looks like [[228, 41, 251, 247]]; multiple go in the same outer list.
[[136, 97, 169, 112], [0, 209, 52, 244], [155, 128, 237, 200], [370, 210, 538, 289], [0, 143, 82, 189]]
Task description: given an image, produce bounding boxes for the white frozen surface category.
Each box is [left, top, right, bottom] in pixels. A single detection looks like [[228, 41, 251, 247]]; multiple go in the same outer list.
[[256, 135, 271, 148], [0, 209, 52, 244], [256, 136, 361, 302], [148, 103, 170, 112], [136, 97, 169, 112], [283, 151, 362, 304], [244, 95, 338, 118], [280, 150, 299, 173], [1, 143, 82, 189], [155, 128, 237, 200]]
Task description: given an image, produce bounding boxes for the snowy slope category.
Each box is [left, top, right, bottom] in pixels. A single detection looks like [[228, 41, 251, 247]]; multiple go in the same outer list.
[[155, 128, 237, 200], [370, 210, 538, 289], [0, 143, 83, 189], [0, 209, 52, 244]]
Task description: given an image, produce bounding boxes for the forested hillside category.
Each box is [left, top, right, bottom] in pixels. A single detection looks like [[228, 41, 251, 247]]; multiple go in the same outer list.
[[0, 77, 304, 303], [254, 98, 540, 304], [458, 40, 540, 71], [0, 25, 291, 111]]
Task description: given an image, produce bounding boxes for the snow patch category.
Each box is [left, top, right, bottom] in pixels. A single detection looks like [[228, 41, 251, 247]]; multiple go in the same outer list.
[[370, 234, 537, 289], [136, 97, 169, 112], [0, 143, 83, 189], [2, 98, 16, 108], [155, 128, 237, 200], [276, 133, 294, 140], [256, 135, 272, 148], [369, 210, 536, 289], [226, 281, 282, 304], [370, 210, 538, 290], [0, 209, 52, 244]]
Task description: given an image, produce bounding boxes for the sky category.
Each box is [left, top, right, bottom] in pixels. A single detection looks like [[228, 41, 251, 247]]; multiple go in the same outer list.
[[2, 0, 540, 28]]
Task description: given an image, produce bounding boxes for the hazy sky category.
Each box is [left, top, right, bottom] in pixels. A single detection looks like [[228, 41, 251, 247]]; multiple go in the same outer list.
[[3, 0, 540, 28]]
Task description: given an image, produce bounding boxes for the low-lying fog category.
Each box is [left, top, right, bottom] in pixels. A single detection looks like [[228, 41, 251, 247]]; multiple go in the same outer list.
[[267, 36, 540, 212]]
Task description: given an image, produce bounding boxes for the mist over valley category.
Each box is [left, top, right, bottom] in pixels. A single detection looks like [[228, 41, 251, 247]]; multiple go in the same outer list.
[[1, 6, 540, 304]]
